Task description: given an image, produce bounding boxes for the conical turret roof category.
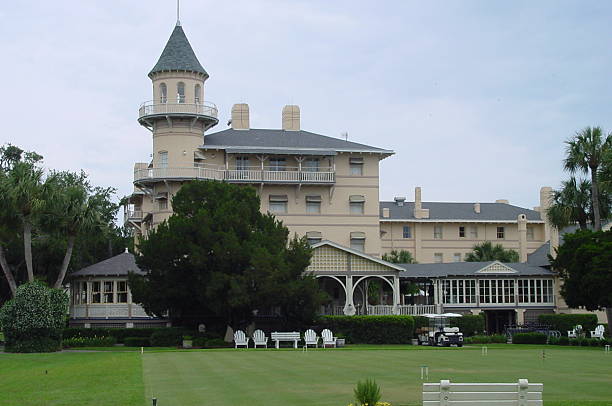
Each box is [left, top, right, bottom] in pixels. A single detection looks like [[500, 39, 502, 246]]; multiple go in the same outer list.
[[149, 24, 208, 78]]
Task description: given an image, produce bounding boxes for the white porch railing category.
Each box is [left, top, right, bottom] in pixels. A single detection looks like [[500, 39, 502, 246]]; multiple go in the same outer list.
[[367, 304, 439, 316], [138, 100, 218, 119]]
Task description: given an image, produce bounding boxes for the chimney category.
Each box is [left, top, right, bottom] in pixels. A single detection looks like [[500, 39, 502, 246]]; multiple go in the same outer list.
[[282, 105, 300, 131], [496, 199, 509, 204], [413, 187, 430, 219], [394, 197, 406, 207], [517, 214, 528, 262], [231, 103, 249, 130], [382, 207, 390, 218], [540, 186, 559, 256], [474, 203, 481, 214]]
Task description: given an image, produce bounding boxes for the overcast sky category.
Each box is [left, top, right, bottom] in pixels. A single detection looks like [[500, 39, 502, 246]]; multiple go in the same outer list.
[[1, 1, 610, 211]]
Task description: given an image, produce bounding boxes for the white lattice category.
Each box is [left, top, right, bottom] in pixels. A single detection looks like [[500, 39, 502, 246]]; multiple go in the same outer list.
[[476, 261, 517, 274], [308, 245, 348, 272], [350, 255, 389, 271]]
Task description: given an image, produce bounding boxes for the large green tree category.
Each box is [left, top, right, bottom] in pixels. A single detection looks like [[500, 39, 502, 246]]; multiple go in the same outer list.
[[546, 177, 593, 230], [465, 241, 519, 262], [129, 180, 325, 329], [550, 230, 612, 325], [564, 126, 612, 230]]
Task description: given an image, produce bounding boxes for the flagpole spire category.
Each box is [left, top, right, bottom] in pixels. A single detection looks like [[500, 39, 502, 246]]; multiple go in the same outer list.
[[176, 0, 181, 26]]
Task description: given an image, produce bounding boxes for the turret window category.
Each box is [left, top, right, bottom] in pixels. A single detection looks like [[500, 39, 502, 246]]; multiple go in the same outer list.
[[194, 84, 201, 104], [159, 151, 168, 168], [177, 82, 185, 103], [159, 83, 167, 103]]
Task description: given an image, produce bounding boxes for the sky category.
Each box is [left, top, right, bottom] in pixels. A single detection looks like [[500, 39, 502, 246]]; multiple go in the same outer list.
[[0, 0, 610, 211]]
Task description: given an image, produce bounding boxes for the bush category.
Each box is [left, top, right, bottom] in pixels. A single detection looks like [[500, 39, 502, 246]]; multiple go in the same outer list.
[[63, 327, 186, 344], [150, 329, 182, 346], [558, 336, 570, 346], [192, 337, 207, 347], [62, 336, 116, 348], [538, 314, 598, 336], [124, 337, 151, 347], [466, 334, 506, 344], [450, 314, 485, 337], [512, 332, 547, 344], [354, 379, 381, 406], [319, 316, 414, 344], [205, 338, 231, 348], [0, 281, 69, 353]]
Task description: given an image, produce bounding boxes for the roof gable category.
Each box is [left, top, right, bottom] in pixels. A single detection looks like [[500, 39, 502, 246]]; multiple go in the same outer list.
[[307, 240, 403, 273], [149, 25, 207, 77], [475, 261, 518, 274]]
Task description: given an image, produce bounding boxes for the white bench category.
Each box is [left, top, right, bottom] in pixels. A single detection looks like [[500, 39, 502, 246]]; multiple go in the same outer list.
[[423, 379, 543, 406], [271, 331, 300, 349]]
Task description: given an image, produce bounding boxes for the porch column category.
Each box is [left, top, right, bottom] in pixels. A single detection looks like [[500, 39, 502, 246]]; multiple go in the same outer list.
[[516, 308, 525, 325], [433, 280, 439, 305], [343, 275, 356, 315], [392, 276, 400, 315]]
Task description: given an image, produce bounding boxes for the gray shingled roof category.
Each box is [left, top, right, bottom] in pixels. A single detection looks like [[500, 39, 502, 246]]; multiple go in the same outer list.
[[70, 251, 144, 278], [149, 25, 208, 78], [527, 242, 551, 267], [399, 261, 553, 278], [202, 129, 393, 155], [380, 201, 543, 221]]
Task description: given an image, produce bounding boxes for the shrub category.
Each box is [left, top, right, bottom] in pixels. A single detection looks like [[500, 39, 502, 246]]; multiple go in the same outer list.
[[354, 379, 381, 406], [558, 336, 569, 346], [538, 314, 598, 336], [468, 334, 507, 344], [547, 336, 560, 345], [512, 332, 547, 344], [124, 337, 151, 347], [62, 336, 116, 348], [150, 329, 182, 346], [62, 327, 186, 344], [0, 281, 68, 353], [205, 338, 231, 348], [319, 316, 414, 344], [449, 314, 485, 337], [192, 337, 207, 347]]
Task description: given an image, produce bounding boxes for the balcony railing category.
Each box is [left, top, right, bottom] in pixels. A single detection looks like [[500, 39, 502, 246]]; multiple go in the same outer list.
[[138, 100, 218, 120], [134, 165, 335, 185]]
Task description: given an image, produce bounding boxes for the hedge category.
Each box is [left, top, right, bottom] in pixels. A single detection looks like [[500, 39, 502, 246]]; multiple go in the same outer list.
[[63, 336, 116, 348], [124, 337, 151, 347], [414, 314, 484, 337], [465, 335, 506, 344], [512, 332, 547, 344], [319, 315, 414, 344], [537, 314, 598, 336], [150, 329, 182, 346], [63, 327, 187, 344]]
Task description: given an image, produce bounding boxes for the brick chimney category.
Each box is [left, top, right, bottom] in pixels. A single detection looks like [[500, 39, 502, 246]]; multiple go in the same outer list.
[[382, 207, 390, 218], [474, 203, 481, 214], [518, 214, 528, 262], [231, 103, 249, 130], [413, 187, 429, 219], [282, 105, 300, 131]]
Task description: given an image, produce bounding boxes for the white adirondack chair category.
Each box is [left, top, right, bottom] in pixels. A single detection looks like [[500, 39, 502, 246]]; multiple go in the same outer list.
[[252, 329, 268, 348], [304, 329, 319, 348], [234, 330, 249, 348], [321, 329, 337, 348], [591, 325, 605, 340], [568, 325, 582, 338]]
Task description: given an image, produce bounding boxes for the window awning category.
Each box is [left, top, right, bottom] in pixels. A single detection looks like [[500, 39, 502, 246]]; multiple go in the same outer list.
[[349, 195, 365, 203], [306, 195, 322, 202], [269, 195, 288, 202], [155, 192, 168, 200], [350, 232, 366, 240], [306, 231, 322, 239], [349, 157, 364, 164]]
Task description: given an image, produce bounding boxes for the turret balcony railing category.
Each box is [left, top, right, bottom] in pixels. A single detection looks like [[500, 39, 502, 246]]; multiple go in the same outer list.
[[138, 100, 218, 120], [134, 164, 335, 185]]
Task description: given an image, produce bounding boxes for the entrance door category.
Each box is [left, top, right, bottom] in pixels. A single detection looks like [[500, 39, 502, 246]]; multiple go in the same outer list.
[[485, 310, 516, 334]]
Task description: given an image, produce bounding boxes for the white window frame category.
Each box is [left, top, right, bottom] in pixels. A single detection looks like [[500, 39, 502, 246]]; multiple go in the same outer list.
[[434, 225, 443, 239], [159, 151, 168, 169], [402, 225, 411, 239], [159, 83, 167, 103], [469, 225, 478, 239], [497, 226, 505, 239], [177, 82, 185, 103]]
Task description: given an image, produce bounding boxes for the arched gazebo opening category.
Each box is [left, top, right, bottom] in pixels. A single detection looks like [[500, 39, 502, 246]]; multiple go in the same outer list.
[[316, 275, 347, 316]]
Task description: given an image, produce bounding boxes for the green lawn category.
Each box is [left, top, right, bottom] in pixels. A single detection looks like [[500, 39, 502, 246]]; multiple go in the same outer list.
[[1, 345, 611, 406]]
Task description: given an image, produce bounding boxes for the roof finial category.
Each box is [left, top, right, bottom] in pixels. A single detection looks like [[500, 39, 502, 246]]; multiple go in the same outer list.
[[176, 0, 181, 26]]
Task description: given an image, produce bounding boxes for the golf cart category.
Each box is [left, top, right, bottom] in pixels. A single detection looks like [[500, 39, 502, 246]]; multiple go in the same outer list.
[[417, 313, 464, 347]]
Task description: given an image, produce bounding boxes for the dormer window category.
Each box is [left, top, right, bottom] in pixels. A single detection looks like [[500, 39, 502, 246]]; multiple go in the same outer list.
[[194, 84, 201, 104], [177, 82, 185, 103], [159, 83, 167, 103]]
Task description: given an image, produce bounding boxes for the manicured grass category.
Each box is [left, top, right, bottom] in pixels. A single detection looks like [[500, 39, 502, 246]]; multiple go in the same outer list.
[[0, 352, 145, 406], [143, 345, 612, 406]]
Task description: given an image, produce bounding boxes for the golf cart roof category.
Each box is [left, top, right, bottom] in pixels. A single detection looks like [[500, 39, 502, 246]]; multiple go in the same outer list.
[[422, 313, 463, 318]]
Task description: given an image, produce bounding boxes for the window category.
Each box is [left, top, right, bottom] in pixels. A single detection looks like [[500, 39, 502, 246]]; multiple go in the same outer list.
[[303, 158, 320, 172], [349, 157, 363, 176], [159, 151, 168, 168], [527, 226, 534, 241], [442, 279, 476, 304], [269, 158, 286, 171], [103, 281, 114, 303], [497, 226, 505, 239], [479, 279, 515, 304], [117, 281, 128, 303], [434, 253, 443, 263], [159, 199, 168, 210], [350, 232, 366, 252], [194, 84, 201, 104], [305, 195, 321, 213], [177, 82, 185, 103], [459, 226, 465, 238], [518, 279, 554, 304], [434, 225, 443, 239], [236, 156, 250, 170], [453, 253, 462, 262], [349, 195, 365, 214], [402, 226, 412, 239], [79, 281, 88, 304], [306, 231, 322, 245], [469, 225, 478, 239], [91, 281, 101, 303], [269, 195, 288, 214], [159, 83, 167, 103]]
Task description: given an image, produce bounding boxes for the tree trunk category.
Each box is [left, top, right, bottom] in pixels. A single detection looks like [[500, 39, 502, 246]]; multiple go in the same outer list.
[[54, 235, 75, 289], [591, 168, 601, 231], [0, 244, 17, 297], [23, 217, 34, 282]]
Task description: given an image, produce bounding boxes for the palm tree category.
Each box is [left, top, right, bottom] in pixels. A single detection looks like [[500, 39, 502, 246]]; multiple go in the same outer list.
[[382, 249, 416, 264], [0, 171, 18, 296], [465, 241, 519, 262], [546, 177, 592, 230], [564, 126, 612, 231]]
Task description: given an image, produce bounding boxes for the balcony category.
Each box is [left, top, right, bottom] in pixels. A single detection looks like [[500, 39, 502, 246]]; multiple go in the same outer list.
[[134, 164, 335, 185], [137, 100, 219, 129]]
